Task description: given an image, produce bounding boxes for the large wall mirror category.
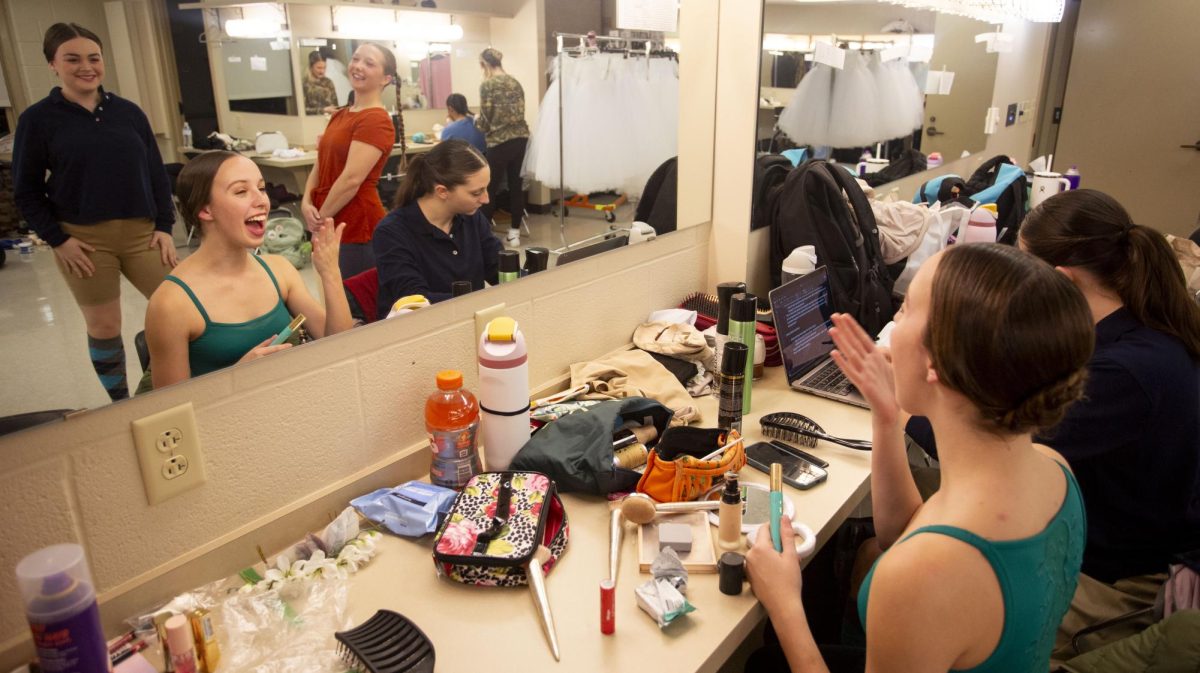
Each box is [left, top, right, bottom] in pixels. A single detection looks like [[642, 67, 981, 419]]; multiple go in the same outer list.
[[0, 0, 692, 430], [757, 0, 998, 190], [216, 6, 298, 116]]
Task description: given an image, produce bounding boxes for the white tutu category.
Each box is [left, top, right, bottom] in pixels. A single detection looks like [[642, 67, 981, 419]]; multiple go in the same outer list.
[[828, 51, 881, 148], [890, 59, 925, 134], [777, 63, 833, 148], [523, 53, 679, 197], [870, 53, 908, 141]]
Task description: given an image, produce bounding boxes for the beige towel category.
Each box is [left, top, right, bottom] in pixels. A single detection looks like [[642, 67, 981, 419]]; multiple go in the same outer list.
[[570, 349, 701, 425], [871, 199, 936, 264], [633, 322, 716, 369]]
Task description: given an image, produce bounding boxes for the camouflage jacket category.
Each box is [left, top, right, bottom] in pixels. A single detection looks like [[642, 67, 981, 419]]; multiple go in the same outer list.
[[303, 75, 338, 115], [476, 74, 530, 147]]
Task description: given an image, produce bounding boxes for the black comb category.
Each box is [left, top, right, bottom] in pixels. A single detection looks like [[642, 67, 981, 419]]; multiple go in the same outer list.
[[335, 610, 435, 673], [760, 412, 872, 451]]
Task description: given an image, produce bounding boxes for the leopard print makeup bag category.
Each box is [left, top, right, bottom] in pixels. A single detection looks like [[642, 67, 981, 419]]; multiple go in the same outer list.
[[432, 471, 569, 587]]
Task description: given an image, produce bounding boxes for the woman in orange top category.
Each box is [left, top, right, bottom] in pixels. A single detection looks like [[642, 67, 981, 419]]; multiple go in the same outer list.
[[302, 42, 396, 277]]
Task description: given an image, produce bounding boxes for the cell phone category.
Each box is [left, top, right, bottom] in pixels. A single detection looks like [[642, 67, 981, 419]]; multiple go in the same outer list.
[[269, 314, 305, 346], [745, 441, 828, 490]]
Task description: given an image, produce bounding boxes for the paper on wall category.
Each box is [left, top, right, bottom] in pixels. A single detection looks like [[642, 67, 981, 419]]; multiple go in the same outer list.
[[227, 56, 243, 63], [616, 0, 678, 33], [925, 70, 955, 95], [250, 56, 267, 72], [813, 41, 846, 70]]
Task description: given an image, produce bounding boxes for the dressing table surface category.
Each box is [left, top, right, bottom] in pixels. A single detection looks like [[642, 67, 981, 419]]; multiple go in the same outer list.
[[347, 365, 874, 673]]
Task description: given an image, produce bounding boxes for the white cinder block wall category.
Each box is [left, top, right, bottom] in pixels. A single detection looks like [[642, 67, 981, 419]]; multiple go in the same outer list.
[[0, 225, 711, 667]]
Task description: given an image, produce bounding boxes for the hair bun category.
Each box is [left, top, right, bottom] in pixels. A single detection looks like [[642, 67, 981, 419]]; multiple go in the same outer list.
[[994, 369, 1088, 434]]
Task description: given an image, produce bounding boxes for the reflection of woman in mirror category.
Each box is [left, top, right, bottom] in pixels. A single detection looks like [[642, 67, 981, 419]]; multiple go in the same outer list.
[[301, 42, 396, 278], [145, 152, 351, 389], [373, 140, 500, 318], [441, 93, 486, 153], [476, 48, 530, 248], [12, 23, 177, 403], [746, 244, 1094, 672], [303, 51, 338, 116]]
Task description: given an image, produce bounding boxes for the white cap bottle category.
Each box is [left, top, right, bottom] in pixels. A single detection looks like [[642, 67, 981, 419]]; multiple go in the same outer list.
[[478, 317, 530, 471]]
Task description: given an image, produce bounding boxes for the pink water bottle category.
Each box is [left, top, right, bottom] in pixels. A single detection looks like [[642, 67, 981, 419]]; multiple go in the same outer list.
[[959, 207, 997, 245]]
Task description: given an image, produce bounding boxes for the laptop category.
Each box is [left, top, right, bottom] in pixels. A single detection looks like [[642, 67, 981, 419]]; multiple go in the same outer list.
[[767, 267, 869, 409]]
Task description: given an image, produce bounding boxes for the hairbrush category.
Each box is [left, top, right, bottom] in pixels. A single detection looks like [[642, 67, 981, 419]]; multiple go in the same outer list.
[[760, 412, 872, 451], [334, 610, 435, 673], [680, 292, 774, 322]]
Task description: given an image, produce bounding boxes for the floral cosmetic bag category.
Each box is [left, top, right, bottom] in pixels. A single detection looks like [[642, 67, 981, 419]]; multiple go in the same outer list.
[[432, 471, 569, 587]]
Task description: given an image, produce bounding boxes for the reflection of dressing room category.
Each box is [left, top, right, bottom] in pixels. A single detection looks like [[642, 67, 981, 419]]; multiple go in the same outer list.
[[0, 0, 1198, 672]]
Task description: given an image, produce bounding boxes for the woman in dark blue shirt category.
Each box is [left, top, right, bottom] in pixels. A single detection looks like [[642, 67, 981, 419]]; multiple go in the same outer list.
[[373, 140, 501, 318], [1019, 189, 1200, 659], [439, 94, 486, 154], [13, 23, 176, 402]]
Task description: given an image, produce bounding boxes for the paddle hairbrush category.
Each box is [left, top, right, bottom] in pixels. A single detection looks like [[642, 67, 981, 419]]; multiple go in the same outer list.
[[760, 412, 872, 451]]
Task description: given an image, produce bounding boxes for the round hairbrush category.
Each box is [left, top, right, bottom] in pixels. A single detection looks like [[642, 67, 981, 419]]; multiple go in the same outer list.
[[759, 412, 872, 451]]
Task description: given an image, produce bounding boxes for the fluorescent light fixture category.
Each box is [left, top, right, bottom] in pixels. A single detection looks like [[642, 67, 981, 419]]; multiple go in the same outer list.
[[334, 7, 463, 42], [881, 0, 1064, 23], [225, 18, 282, 39]]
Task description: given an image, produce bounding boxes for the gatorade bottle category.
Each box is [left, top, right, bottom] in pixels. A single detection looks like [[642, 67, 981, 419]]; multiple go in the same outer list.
[[426, 370, 482, 490]]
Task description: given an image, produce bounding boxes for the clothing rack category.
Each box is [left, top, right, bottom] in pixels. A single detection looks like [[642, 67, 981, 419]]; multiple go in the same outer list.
[[549, 32, 674, 246]]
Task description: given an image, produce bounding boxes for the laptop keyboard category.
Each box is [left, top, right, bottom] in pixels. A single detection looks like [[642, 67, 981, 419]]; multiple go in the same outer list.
[[806, 360, 857, 396]]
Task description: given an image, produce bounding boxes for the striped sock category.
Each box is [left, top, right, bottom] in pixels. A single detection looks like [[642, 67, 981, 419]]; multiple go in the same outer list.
[[88, 335, 128, 401]]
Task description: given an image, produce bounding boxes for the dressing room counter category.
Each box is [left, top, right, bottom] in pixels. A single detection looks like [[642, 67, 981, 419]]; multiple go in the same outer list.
[[345, 365, 874, 673], [250, 141, 435, 195]]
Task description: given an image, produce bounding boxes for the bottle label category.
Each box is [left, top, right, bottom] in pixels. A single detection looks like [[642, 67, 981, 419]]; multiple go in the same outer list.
[[27, 600, 109, 673], [428, 422, 478, 460], [717, 374, 744, 432]]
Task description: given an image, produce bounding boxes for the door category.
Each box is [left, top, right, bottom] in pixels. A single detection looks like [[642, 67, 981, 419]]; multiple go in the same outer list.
[[1054, 0, 1200, 238]]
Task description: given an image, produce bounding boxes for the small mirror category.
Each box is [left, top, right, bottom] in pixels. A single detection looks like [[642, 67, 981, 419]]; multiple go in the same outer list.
[[222, 36, 297, 116], [299, 38, 457, 114]]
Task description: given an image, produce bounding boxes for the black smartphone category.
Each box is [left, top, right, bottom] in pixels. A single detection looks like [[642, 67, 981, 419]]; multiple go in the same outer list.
[[745, 441, 829, 490]]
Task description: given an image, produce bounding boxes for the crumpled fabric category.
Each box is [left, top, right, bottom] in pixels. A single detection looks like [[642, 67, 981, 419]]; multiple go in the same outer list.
[[1165, 234, 1200, 297], [570, 349, 700, 425], [1165, 563, 1200, 616], [633, 321, 718, 396], [870, 198, 936, 264]]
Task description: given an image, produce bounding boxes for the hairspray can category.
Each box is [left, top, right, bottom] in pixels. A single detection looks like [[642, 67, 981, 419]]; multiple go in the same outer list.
[[478, 317, 530, 471], [717, 342, 748, 432], [713, 281, 746, 366], [728, 293, 758, 415], [498, 250, 520, 284], [16, 544, 109, 673]]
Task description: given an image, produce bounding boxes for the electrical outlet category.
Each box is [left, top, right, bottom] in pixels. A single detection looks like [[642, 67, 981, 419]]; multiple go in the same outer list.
[[132, 402, 206, 505], [161, 455, 189, 479], [475, 303, 507, 345]]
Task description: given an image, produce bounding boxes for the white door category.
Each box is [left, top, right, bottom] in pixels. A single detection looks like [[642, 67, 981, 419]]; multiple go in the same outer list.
[[1054, 0, 1200, 238]]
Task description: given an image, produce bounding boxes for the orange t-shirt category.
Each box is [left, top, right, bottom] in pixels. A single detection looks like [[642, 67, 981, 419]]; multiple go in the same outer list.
[[312, 107, 394, 243]]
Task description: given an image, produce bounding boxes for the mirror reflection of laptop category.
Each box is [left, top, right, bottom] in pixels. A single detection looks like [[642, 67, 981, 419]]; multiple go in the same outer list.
[[767, 267, 869, 409]]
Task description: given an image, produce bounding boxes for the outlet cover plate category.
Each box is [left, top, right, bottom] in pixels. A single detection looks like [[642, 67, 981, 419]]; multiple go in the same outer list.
[[475, 303, 507, 345], [132, 402, 206, 505]]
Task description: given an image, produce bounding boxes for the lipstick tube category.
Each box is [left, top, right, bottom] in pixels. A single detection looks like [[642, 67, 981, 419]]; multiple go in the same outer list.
[[600, 579, 615, 635]]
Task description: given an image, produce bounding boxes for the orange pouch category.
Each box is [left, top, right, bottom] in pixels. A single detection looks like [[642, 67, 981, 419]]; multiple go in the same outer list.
[[636, 427, 745, 502]]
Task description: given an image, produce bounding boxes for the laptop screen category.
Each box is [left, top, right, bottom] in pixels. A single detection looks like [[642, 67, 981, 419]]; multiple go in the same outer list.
[[768, 267, 836, 382]]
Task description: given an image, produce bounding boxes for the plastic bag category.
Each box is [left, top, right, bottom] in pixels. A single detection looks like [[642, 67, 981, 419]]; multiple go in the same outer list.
[[219, 576, 350, 673]]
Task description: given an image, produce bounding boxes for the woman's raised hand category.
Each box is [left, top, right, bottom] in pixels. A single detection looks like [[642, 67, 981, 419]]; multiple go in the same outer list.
[[310, 217, 346, 279], [829, 313, 900, 425]]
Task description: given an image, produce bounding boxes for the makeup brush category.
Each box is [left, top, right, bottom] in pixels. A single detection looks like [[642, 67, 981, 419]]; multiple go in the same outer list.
[[619, 493, 721, 525], [609, 509, 623, 585], [527, 545, 560, 661]]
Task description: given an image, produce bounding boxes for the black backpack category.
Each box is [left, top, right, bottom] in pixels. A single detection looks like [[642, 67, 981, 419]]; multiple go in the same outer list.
[[865, 149, 928, 188], [965, 155, 1029, 244], [751, 153, 794, 231], [769, 160, 896, 336], [634, 157, 678, 235]]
